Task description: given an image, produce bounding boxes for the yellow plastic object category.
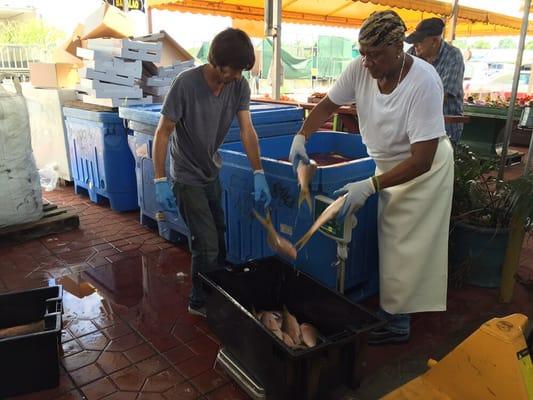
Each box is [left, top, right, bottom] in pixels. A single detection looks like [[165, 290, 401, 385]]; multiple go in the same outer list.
[[149, 0, 533, 36], [382, 314, 533, 400]]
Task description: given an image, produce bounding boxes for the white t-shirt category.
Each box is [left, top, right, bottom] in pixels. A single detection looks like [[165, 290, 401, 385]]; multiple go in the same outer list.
[[328, 56, 446, 161]]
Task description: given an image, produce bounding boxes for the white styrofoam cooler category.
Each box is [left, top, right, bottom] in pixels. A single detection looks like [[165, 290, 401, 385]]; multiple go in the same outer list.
[[21, 84, 77, 181]]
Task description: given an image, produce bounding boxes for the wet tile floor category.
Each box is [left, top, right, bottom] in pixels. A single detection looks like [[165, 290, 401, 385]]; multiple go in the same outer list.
[[1, 181, 532, 400]]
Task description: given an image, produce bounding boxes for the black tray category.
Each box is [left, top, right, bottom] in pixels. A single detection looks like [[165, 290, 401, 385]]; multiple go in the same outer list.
[[200, 259, 383, 400], [0, 285, 63, 397]]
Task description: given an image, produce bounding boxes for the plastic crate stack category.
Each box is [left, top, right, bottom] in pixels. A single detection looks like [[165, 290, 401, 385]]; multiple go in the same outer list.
[[75, 38, 162, 107], [140, 60, 195, 103]]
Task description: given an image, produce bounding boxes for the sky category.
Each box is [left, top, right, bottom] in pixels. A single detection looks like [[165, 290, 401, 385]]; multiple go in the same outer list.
[[4, 0, 533, 50]]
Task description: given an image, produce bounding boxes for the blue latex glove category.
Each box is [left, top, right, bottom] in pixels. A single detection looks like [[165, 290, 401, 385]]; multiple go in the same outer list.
[[155, 179, 177, 212], [254, 170, 272, 208], [288, 134, 309, 174], [334, 177, 375, 221]]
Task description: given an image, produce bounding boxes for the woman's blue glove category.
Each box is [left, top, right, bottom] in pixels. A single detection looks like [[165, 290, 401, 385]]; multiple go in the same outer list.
[[288, 134, 309, 174], [154, 179, 177, 212], [254, 170, 272, 208], [334, 177, 375, 221]]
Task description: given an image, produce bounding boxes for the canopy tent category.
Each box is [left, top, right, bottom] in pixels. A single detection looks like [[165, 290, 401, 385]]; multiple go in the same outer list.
[[148, 0, 533, 36]]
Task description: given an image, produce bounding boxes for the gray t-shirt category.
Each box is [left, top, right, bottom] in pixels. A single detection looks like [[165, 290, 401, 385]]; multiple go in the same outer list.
[[161, 65, 250, 185]]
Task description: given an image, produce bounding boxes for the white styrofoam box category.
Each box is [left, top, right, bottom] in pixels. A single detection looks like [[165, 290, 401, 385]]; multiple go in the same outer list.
[[80, 94, 152, 107], [78, 67, 135, 87], [21, 84, 76, 181], [142, 85, 169, 97], [157, 59, 195, 78], [76, 84, 143, 99], [78, 78, 140, 91], [76, 47, 111, 61], [145, 76, 173, 87], [82, 57, 142, 79], [85, 38, 162, 62]]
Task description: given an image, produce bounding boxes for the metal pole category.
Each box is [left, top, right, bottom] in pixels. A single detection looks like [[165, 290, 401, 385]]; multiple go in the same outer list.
[[123, 0, 129, 12], [446, 0, 459, 43], [147, 6, 153, 34], [271, 0, 282, 100], [497, 0, 531, 181], [525, 129, 533, 175]]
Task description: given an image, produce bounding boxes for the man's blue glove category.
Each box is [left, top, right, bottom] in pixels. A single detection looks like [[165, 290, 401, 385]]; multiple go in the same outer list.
[[288, 134, 309, 174], [254, 170, 272, 208], [334, 177, 376, 221], [154, 178, 177, 212]]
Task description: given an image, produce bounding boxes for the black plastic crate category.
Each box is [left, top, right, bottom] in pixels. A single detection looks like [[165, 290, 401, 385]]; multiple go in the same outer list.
[[200, 260, 383, 400], [0, 285, 63, 398]]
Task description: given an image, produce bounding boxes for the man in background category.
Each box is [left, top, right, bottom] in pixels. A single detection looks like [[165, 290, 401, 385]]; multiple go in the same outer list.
[[406, 18, 465, 144]]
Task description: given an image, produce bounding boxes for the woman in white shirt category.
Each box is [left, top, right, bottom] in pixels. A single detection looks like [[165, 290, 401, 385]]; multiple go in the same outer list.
[[289, 10, 454, 344]]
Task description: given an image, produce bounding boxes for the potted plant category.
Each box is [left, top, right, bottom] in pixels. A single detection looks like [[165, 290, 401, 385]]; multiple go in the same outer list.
[[450, 144, 533, 295]]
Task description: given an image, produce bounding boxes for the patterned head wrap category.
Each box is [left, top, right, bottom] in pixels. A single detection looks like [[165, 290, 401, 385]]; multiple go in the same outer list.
[[358, 10, 407, 48]]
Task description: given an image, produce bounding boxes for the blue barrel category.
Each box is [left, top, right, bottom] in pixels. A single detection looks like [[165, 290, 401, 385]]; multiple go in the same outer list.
[[119, 102, 304, 242], [64, 107, 137, 212], [219, 131, 379, 301]]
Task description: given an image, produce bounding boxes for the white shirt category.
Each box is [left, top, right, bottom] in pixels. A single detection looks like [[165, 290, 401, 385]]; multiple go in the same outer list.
[[328, 56, 446, 161]]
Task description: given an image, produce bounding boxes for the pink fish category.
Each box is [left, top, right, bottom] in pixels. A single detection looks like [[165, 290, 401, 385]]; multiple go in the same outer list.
[[282, 306, 302, 345], [294, 194, 347, 251], [297, 160, 317, 211], [253, 209, 297, 260], [300, 323, 318, 348]]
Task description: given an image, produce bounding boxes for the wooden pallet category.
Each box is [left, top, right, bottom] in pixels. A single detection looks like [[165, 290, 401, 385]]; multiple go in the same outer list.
[[0, 203, 79, 246]]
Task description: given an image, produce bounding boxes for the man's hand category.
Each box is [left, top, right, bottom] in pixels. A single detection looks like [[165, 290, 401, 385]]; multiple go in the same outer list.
[[253, 170, 272, 208], [289, 134, 309, 174], [334, 178, 375, 221]]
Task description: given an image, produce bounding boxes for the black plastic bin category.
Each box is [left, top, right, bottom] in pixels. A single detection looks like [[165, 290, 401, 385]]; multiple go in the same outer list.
[[200, 259, 383, 400], [0, 285, 63, 398]]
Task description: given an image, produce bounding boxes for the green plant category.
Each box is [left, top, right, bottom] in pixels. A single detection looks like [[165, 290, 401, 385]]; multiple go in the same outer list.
[[497, 38, 517, 49], [0, 19, 65, 46], [452, 144, 533, 230], [471, 40, 491, 49]]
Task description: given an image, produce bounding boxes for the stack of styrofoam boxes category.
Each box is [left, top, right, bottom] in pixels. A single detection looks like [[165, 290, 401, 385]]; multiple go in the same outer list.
[[140, 59, 194, 103], [75, 38, 162, 107]]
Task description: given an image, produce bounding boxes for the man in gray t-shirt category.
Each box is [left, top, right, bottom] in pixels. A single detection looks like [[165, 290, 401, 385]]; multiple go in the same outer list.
[[152, 28, 271, 317]]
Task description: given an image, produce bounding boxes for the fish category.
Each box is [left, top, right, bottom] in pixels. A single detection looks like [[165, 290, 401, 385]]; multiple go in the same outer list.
[[282, 306, 302, 345], [297, 160, 317, 211], [252, 209, 297, 260], [260, 311, 281, 331], [0, 320, 44, 339], [294, 194, 347, 251], [282, 332, 296, 347], [300, 323, 318, 348]]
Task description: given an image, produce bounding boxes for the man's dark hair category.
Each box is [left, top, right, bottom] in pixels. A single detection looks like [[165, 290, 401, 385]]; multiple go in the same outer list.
[[208, 28, 255, 71]]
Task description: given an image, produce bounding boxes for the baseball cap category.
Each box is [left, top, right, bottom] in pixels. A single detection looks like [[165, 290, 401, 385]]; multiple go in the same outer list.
[[404, 18, 445, 44]]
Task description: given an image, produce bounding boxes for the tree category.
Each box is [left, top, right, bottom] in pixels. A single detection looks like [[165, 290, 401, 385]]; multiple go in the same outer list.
[[498, 38, 517, 49], [525, 41, 533, 50], [454, 39, 468, 49], [0, 19, 65, 46], [471, 40, 491, 49]]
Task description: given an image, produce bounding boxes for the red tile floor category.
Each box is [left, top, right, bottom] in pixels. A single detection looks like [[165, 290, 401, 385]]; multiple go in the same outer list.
[[1, 161, 532, 400]]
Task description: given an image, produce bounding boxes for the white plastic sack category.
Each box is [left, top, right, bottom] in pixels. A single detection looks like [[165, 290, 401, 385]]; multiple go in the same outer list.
[[0, 79, 43, 227], [39, 163, 59, 192]]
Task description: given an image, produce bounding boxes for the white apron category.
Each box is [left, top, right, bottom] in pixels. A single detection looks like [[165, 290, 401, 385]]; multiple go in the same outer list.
[[375, 137, 454, 314]]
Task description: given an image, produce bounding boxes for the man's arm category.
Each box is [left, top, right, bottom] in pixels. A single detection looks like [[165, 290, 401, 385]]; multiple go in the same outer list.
[[153, 115, 176, 179], [237, 110, 262, 171]]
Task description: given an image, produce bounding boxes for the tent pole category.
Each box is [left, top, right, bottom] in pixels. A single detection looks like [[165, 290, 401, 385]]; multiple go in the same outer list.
[[147, 6, 153, 34], [271, 0, 282, 100], [446, 0, 459, 43], [497, 0, 531, 181]]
